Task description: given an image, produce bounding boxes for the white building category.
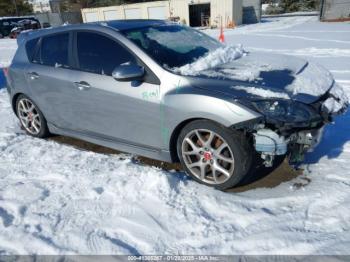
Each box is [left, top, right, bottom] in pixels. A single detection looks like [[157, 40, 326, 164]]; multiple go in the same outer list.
[[29, 0, 51, 13], [81, 0, 245, 27]]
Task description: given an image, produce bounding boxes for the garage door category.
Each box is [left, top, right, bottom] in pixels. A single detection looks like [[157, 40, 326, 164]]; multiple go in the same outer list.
[[189, 4, 210, 27], [85, 12, 99, 22], [103, 10, 119, 21], [148, 6, 166, 20], [124, 8, 142, 19]]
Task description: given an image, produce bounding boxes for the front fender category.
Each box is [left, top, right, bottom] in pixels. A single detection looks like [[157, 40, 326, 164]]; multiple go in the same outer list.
[[168, 94, 260, 127], [163, 92, 261, 144]]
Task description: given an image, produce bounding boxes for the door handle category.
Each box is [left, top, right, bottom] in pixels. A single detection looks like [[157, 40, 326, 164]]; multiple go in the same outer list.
[[74, 81, 91, 91], [28, 72, 39, 80]]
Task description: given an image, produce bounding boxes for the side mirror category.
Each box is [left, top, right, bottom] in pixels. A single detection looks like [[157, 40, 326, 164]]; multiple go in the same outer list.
[[112, 64, 145, 82]]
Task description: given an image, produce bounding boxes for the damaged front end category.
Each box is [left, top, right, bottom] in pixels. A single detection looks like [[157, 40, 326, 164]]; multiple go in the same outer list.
[[233, 87, 349, 167], [253, 127, 324, 167]]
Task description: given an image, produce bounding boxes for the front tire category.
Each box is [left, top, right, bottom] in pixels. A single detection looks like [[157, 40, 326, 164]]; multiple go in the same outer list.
[[177, 120, 253, 190], [16, 94, 50, 138]]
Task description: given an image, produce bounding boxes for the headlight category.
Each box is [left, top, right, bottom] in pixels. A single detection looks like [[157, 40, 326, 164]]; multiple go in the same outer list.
[[252, 100, 317, 123]]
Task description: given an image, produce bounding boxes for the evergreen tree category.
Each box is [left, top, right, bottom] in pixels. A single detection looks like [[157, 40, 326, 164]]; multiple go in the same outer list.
[[300, 0, 320, 11], [61, 0, 161, 10], [279, 0, 319, 12], [0, 0, 33, 16]]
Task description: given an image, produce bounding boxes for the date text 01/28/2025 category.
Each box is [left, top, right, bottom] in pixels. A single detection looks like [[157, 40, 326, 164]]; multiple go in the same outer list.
[[127, 255, 221, 261]]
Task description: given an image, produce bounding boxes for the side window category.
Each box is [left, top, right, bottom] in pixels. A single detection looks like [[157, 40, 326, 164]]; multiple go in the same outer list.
[[40, 33, 69, 68], [77, 32, 136, 76], [26, 38, 40, 62]]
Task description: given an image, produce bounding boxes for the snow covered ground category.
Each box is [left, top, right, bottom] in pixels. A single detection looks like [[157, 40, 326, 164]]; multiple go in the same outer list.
[[0, 38, 17, 68], [0, 16, 350, 255]]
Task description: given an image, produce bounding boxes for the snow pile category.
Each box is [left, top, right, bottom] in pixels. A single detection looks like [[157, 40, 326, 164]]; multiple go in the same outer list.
[[173, 45, 246, 76], [232, 86, 290, 99]]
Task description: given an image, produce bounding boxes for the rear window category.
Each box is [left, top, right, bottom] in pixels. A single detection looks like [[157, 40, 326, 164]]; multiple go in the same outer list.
[[26, 38, 40, 62], [38, 33, 70, 68]]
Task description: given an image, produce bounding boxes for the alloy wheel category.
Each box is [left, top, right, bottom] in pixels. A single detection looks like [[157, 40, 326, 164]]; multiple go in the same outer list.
[[181, 129, 235, 185], [17, 98, 42, 135]]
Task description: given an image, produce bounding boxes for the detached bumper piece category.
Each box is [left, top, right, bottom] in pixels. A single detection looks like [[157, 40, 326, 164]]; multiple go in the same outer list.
[[253, 128, 323, 167]]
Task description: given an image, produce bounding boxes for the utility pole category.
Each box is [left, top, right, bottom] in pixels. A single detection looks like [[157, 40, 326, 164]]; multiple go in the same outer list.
[[13, 0, 19, 16], [319, 0, 325, 21]]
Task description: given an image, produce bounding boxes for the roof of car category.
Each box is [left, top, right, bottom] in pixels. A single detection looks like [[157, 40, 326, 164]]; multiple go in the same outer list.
[[16, 19, 174, 45], [99, 19, 170, 31]]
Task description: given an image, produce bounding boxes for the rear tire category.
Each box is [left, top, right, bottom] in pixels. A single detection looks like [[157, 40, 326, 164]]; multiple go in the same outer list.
[[16, 94, 50, 138], [177, 120, 253, 190]]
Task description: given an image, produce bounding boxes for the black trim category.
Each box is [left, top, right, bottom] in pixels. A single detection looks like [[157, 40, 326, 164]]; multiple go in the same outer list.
[[231, 117, 264, 131], [68, 31, 74, 69], [31, 37, 42, 64], [296, 62, 309, 75]]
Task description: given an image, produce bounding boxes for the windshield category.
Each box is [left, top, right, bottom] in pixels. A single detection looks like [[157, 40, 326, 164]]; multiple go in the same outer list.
[[121, 25, 223, 69]]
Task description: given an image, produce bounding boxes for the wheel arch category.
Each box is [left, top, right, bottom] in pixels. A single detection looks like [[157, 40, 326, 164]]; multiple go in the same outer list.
[[12, 92, 23, 116], [169, 118, 203, 163], [169, 117, 230, 163]]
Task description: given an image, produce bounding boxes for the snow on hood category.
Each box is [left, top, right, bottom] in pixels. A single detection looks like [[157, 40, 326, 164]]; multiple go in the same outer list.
[[286, 62, 333, 97], [173, 45, 246, 75], [233, 86, 290, 99], [173, 50, 302, 82], [172, 47, 349, 114]]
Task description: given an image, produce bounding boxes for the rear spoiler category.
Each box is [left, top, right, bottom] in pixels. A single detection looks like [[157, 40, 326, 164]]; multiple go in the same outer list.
[[17, 27, 50, 45], [16, 29, 40, 45]]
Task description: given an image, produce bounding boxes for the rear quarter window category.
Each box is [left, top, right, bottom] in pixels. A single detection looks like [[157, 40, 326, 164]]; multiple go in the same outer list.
[[25, 38, 40, 62], [38, 33, 70, 68]]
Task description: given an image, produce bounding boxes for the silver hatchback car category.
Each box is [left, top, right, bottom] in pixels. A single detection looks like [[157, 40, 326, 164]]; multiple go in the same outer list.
[[6, 20, 348, 190]]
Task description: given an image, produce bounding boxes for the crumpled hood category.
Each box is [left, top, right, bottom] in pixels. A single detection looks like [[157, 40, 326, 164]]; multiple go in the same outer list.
[[179, 52, 348, 113]]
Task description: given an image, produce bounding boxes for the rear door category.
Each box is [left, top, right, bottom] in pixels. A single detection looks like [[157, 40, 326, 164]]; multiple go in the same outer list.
[[25, 31, 81, 129]]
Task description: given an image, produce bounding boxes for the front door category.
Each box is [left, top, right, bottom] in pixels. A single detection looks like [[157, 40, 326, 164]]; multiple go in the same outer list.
[[68, 31, 163, 149]]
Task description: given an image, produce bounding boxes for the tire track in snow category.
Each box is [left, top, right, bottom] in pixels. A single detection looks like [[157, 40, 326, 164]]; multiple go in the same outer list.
[[247, 47, 350, 58], [248, 33, 350, 45], [0, 206, 14, 227]]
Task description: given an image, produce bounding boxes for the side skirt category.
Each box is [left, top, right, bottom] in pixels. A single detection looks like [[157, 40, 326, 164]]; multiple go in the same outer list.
[[47, 123, 173, 163]]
